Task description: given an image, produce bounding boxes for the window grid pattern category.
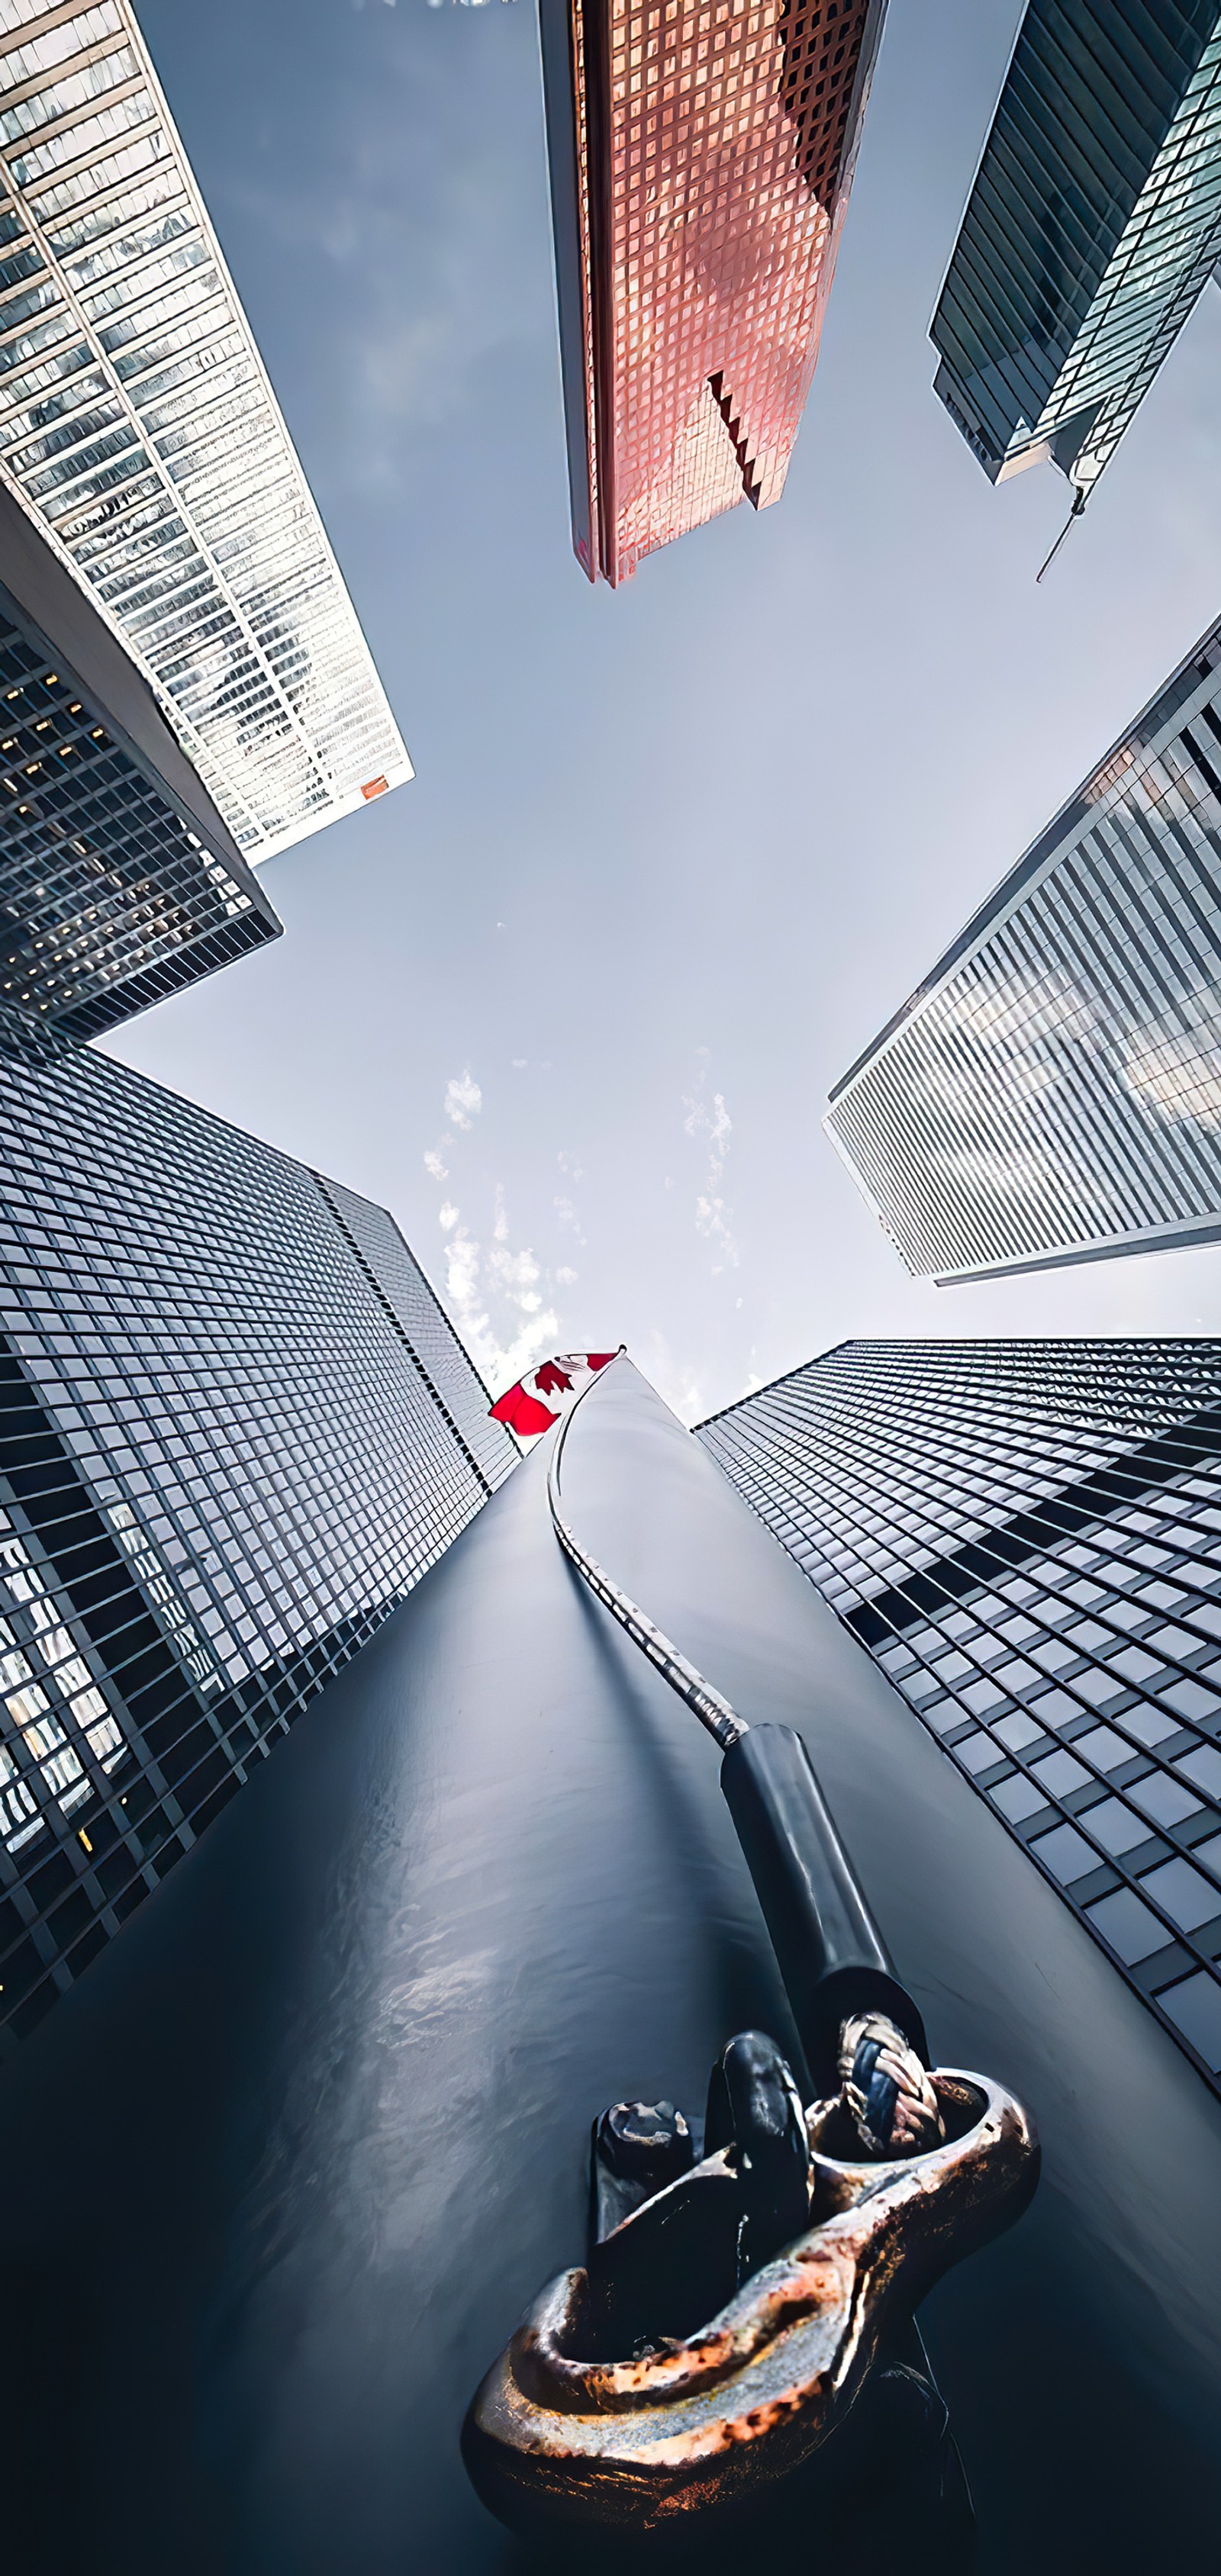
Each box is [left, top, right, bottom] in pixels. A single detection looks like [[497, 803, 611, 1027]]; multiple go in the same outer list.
[[0, 604, 278, 1046], [0, 1496, 127, 1853], [826, 618, 1221, 1280], [932, 2, 1221, 501], [698, 1340, 1221, 2096], [551, 0, 883, 584], [0, 1043, 516, 2049], [314, 1174, 520, 1499], [0, 0, 410, 858]]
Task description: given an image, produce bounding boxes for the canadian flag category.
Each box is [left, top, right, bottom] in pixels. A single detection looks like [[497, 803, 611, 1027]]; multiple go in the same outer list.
[[489, 1349, 620, 1438]]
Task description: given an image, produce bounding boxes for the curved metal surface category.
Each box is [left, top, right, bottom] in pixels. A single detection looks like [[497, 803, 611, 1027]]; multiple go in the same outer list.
[[549, 1359, 746, 1750], [466, 2071, 1036, 2538], [719, 1719, 928, 2085], [0, 1362, 1213, 2571], [552, 1367, 931, 2090]]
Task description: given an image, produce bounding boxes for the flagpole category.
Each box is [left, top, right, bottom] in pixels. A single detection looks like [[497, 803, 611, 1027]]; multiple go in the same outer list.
[[465, 1357, 1038, 2542], [547, 1354, 930, 2102], [547, 1354, 743, 1751]]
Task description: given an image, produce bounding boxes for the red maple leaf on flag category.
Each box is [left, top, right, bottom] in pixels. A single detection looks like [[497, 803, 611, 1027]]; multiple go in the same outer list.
[[488, 1348, 623, 1440], [489, 1383, 559, 1435], [535, 1361, 575, 1398]]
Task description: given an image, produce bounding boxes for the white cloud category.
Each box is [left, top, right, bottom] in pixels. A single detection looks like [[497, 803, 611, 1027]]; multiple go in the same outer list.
[[682, 1087, 731, 1154], [431, 1184, 557, 1395], [490, 1243, 542, 1312], [694, 1190, 737, 1264], [445, 1068, 482, 1130], [417, 1067, 562, 1397], [682, 1052, 739, 1274], [217, 23, 553, 501], [487, 1189, 544, 1312], [443, 1225, 481, 1312], [556, 1264, 578, 1286], [553, 1145, 587, 1245], [422, 1065, 478, 1182]]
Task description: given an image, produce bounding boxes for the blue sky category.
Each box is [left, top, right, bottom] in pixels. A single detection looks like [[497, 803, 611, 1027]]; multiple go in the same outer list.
[[109, 0, 1221, 1419]]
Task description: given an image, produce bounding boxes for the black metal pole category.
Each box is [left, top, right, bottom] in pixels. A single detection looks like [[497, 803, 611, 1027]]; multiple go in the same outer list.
[[720, 1721, 929, 2092], [548, 1366, 931, 2093]]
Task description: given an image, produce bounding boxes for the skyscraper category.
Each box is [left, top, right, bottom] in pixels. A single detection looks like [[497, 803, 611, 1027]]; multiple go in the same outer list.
[[0, 469, 281, 1049], [0, 0, 411, 857], [0, 1040, 516, 2048], [932, 3, 1221, 508], [825, 614, 1221, 1281], [698, 1340, 1221, 2095], [539, 0, 888, 584]]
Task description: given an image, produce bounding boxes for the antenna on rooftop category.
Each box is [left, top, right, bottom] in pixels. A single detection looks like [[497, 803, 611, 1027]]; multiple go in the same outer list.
[[1036, 491, 1086, 584]]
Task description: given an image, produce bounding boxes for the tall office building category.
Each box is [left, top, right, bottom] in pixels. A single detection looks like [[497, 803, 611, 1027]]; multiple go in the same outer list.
[[0, 1042, 516, 2049], [0, 1, 411, 857], [0, 469, 281, 1050], [699, 1341, 1221, 2093], [826, 615, 1221, 1281], [539, 0, 888, 584], [933, 2, 1221, 506]]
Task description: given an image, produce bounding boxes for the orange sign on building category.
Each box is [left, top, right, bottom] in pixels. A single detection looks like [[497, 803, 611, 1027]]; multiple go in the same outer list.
[[540, 0, 887, 584]]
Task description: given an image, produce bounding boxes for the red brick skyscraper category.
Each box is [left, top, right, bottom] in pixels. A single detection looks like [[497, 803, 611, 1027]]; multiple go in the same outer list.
[[540, 0, 888, 584]]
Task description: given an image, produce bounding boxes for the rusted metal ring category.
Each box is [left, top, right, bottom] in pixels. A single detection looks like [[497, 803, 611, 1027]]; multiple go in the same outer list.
[[464, 2070, 1038, 2538]]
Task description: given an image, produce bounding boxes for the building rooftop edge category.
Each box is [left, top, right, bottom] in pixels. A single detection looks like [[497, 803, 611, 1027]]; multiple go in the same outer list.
[[695, 1334, 1221, 1432], [827, 606, 1221, 1105], [694, 1341, 858, 1430]]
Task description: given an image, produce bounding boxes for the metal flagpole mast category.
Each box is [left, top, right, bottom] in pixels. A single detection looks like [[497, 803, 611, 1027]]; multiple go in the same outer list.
[[547, 1352, 936, 2114]]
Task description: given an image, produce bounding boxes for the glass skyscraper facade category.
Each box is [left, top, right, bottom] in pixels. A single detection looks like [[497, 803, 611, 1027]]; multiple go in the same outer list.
[[826, 613, 1221, 1280], [0, 0, 411, 858], [0, 1042, 516, 2050], [699, 1341, 1221, 2096], [539, 0, 888, 584], [0, 467, 280, 1049], [932, 2, 1221, 505]]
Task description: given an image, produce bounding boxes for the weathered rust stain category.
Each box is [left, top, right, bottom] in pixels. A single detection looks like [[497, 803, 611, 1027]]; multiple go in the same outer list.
[[463, 2069, 1038, 2536]]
